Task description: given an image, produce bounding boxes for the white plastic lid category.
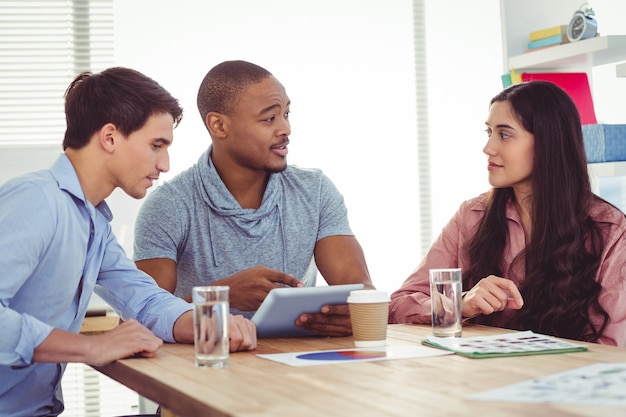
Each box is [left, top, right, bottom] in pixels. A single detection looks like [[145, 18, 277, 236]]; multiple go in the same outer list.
[[347, 289, 390, 303]]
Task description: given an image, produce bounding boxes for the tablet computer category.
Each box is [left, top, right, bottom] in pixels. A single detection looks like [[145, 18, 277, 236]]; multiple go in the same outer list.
[[251, 284, 364, 338]]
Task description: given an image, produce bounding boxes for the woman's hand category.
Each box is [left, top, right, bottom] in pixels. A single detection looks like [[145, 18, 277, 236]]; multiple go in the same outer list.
[[462, 275, 523, 318]]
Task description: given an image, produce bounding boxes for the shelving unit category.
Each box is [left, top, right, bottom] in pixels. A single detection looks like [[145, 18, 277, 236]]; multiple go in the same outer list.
[[499, 0, 626, 206], [500, 0, 626, 72]]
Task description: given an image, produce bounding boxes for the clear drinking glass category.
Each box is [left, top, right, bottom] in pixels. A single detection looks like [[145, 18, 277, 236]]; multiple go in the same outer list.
[[429, 268, 462, 337], [192, 286, 230, 368]]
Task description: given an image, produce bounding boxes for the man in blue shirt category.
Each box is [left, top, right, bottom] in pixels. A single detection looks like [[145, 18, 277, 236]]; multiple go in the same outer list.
[[0, 67, 257, 417]]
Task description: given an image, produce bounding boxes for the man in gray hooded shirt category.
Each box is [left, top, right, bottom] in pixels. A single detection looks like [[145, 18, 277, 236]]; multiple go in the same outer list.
[[134, 60, 374, 337]]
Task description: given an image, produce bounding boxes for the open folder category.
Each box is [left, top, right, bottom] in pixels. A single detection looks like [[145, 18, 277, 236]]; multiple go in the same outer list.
[[422, 330, 587, 359]]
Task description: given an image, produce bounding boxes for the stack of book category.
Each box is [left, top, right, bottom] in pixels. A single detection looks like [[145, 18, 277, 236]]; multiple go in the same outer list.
[[527, 24, 569, 51]]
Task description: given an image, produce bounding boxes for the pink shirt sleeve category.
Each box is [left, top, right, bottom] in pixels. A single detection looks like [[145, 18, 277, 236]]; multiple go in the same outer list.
[[389, 202, 471, 324], [594, 213, 626, 347]]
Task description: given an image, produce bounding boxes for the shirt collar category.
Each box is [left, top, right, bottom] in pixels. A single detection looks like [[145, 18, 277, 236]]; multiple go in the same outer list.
[[49, 153, 113, 222], [469, 191, 523, 224]]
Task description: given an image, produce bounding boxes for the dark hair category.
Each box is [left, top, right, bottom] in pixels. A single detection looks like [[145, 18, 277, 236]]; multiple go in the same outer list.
[[196, 60, 272, 125], [463, 80, 609, 342], [63, 67, 183, 150]]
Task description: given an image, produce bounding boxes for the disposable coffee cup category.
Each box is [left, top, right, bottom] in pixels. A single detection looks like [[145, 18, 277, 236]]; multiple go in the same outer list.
[[347, 290, 390, 347]]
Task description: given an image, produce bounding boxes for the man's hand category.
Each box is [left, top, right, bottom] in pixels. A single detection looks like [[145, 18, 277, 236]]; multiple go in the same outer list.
[[32, 320, 163, 367], [462, 275, 524, 319], [86, 319, 163, 366], [218, 266, 303, 311], [295, 304, 352, 337], [228, 314, 257, 352]]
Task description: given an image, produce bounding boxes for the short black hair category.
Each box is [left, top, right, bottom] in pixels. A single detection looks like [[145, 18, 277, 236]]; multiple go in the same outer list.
[[196, 60, 272, 126]]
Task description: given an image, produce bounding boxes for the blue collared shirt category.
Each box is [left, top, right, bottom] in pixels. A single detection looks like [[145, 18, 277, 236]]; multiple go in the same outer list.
[[0, 154, 192, 417]]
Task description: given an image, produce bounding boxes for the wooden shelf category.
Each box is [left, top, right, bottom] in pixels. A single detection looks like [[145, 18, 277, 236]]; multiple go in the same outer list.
[[508, 35, 626, 71]]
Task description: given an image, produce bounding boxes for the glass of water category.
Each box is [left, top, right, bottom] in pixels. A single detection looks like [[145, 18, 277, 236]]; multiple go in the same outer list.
[[192, 286, 230, 368], [429, 268, 462, 337]]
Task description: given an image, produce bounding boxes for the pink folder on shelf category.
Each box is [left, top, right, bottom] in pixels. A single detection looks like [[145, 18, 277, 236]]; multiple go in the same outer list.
[[521, 72, 597, 125]]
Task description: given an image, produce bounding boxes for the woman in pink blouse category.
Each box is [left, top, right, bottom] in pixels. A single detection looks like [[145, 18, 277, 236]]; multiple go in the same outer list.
[[389, 81, 626, 346]]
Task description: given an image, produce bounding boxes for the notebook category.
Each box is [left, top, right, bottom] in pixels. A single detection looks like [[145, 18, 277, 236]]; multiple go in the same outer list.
[[520, 72, 597, 125]]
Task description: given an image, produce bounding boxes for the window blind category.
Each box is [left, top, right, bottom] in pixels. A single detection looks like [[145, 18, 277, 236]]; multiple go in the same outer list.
[[412, 0, 431, 258], [0, 0, 114, 145], [61, 363, 140, 417], [0, 2, 140, 416]]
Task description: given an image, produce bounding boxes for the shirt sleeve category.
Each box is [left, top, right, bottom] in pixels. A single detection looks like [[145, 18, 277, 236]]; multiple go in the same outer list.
[[0, 179, 56, 366], [389, 203, 466, 324], [133, 185, 185, 262], [317, 173, 353, 240], [96, 229, 192, 343], [594, 218, 626, 347]]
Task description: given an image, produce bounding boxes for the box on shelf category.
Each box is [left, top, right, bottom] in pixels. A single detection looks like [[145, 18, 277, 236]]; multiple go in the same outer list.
[[529, 24, 567, 41], [527, 34, 569, 50], [583, 124, 626, 163]]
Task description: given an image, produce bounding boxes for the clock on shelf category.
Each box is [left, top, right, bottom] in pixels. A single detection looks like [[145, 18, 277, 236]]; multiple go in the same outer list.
[[567, 5, 598, 42]]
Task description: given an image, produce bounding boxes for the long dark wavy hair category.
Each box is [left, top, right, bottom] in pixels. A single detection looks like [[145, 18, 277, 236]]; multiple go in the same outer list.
[[463, 81, 609, 342]]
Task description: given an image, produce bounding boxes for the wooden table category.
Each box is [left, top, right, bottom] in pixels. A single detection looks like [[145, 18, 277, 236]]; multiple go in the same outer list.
[[93, 324, 626, 417], [80, 315, 120, 335]]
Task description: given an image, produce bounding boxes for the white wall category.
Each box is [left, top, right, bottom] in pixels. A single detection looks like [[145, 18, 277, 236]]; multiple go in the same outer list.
[[111, 0, 502, 293], [423, 0, 501, 242]]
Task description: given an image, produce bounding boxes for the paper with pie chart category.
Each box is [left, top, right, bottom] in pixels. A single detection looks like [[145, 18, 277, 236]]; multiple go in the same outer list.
[[256, 344, 452, 367]]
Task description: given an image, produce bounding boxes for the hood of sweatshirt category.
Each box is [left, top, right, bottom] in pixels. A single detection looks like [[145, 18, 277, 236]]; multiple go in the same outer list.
[[193, 148, 287, 269]]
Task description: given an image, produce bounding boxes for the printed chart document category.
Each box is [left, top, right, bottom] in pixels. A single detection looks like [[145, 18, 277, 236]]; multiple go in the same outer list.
[[422, 331, 587, 358], [468, 362, 626, 407], [257, 344, 452, 367]]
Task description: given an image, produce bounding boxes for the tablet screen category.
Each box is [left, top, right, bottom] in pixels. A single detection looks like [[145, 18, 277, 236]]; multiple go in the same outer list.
[[251, 284, 364, 338]]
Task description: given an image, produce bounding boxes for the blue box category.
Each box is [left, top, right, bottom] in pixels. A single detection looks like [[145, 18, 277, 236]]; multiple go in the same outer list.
[[582, 124, 626, 163]]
